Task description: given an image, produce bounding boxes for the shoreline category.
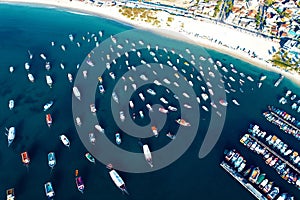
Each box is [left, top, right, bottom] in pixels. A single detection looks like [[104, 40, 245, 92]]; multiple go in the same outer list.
[[2, 0, 300, 86]]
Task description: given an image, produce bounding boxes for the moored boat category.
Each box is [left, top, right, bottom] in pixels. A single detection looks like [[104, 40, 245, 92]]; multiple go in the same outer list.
[[159, 107, 168, 113], [46, 114, 52, 127], [67, 73, 73, 83], [44, 182, 55, 199], [59, 134, 70, 148], [89, 132, 96, 145], [109, 169, 129, 195], [73, 86, 81, 100], [249, 167, 260, 183], [9, 66, 14, 73], [95, 124, 105, 133], [143, 144, 153, 167], [115, 133, 121, 145], [28, 73, 34, 82], [90, 104, 97, 113], [6, 188, 15, 200], [176, 119, 191, 127], [166, 132, 176, 140], [112, 92, 119, 103], [151, 126, 158, 137], [76, 117, 82, 126], [85, 152, 95, 163]]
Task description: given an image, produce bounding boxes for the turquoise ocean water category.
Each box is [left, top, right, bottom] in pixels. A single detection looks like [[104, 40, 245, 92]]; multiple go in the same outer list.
[[0, 3, 299, 200]]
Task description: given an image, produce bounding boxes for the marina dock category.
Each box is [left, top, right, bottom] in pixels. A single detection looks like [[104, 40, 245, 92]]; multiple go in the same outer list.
[[220, 161, 268, 200], [269, 111, 300, 133], [248, 135, 300, 175]]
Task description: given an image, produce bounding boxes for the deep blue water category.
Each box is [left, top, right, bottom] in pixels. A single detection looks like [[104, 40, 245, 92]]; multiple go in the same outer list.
[[0, 3, 299, 200]]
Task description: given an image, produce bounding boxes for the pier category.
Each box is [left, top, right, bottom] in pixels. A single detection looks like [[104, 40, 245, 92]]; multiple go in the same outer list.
[[249, 135, 300, 175], [269, 111, 300, 133], [220, 161, 268, 200]]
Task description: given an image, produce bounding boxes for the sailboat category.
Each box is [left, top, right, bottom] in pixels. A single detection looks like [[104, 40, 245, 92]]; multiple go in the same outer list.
[[6, 127, 15, 147]]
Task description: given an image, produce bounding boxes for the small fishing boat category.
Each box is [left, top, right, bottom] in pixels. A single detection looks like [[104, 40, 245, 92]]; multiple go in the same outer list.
[[85, 152, 95, 163], [48, 152, 56, 169], [21, 151, 30, 166], [46, 75, 53, 88], [176, 119, 191, 127], [67, 73, 73, 83], [89, 133, 96, 145], [115, 133, 121, 145], [46, 114, 52, 128], [151, 126, 158, 137], [9, 66, 14, 73], [24, 62, 30, 71], [6, 188, 15, 200], [9, 100, 14, 110], [143, 144, 153, 167], [75, 170, 85, 194], [73, 86, 81, 100], [45, 62, 51, 71], [44, 182, 55, 199], [59, 134, 70, 148], [6, 127, 15, 147], [43, 101, 53, 111], [109, 169, 129, 195], [28, 73, 34, 82]]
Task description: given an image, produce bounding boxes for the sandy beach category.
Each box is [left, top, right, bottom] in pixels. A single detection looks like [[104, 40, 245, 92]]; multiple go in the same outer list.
[[2, 0, 300, 86]]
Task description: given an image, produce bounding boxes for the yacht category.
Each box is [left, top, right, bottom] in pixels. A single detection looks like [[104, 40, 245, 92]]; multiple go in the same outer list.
[[59, 134, 70, 148], [90, 104, 97, 113], [6, 127, 15, 147], [9, 100, 14, 110], [139, 92, 145, 101], [115, 133, 121, 145], [99, 85, 105, 94], [176, 119, 191, 126], [147, 88, 156, 96], [120, 111, 125, 122], [73, 87, 81, 100], [143, 144, 153, 167], [21, 151, 30, 166], [166, 132, 176, 140], [112, 92, 119, 104], [95, 124, 105, 133], [139, 110, 144, 118], [151, 126, 158, 137], [24, 62, 30, 71], [85, 153, 95, 163], [109, 169, 129, 194], [129, 100, 134, 109], [69, 34, 74, 42], [9, 66, 14, 73], [76, 117, 82, 126], [44, 182, 55, 199], [75, 170, 85, 193], [168, 106, 177, 112], [40, 54, 47, 60], [45, 62, 51, 71], [67, 73, 73, 83], [159, 107, 168, 113], [146, 104, 153, 112]]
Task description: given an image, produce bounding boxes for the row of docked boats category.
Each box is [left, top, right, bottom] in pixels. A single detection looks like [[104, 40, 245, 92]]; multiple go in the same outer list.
[[240, 129, 300, 190], [223, 149, 295, 199], [279, 90, 300, 113], [263, 106, 300, 141]]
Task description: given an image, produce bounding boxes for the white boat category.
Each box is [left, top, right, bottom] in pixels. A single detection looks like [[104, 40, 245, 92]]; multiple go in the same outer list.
[[146, 104, 153, 112], [184, 104, 192, 109], [232, 99, 240, 106], [201, 93, 209, 101], [115, 133, 121, 145], [168, 106, 177, 112], [73, 87, 81, 100], [9, 66, 14, 73], [151, 126, 158, 137], [83, 70, 87, 79], [160, 97, 168, 104], [120, 111, 125, 122], [28, 73, 34, 82], [89, 133, 96, 145], [28, 50, 33, 59], [146, 88, 156, 96], [95, 124, 105, 133], [40, 54, 47, 60], [139, 93, 145, 101], [59, 134, 70, 148], [159, 107, 168, 113], [143, 144, 153, 167], [109, 72, 115, 80], [60, 63, 64, 70], [76, 117, 82, 126], [69, 34, 74, 42], [61, 45, 66, 51], [112, 92, 119, 104], [67, 73, 73, 83], [129, 101, 134, 108], [9, 100, 14, 110], [45, 62, 51, 71], [43, 101, 53, 111], [90, 104, 97, 113], [139, 110, 144, 118], [24, 62, 30, 71], [46, 75, 53, 88], [48, 152, 56, 169], [6, 127, 15, 147], [109, 170, 129, 194]]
